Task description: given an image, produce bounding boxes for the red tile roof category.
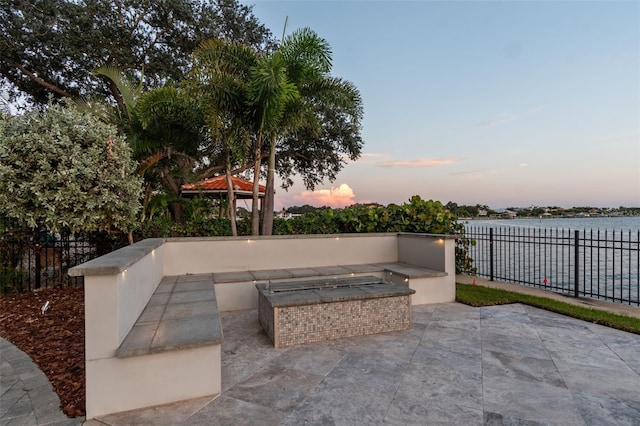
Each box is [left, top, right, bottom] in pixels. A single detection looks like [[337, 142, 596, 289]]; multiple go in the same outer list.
[[181, 175, 265, 196]]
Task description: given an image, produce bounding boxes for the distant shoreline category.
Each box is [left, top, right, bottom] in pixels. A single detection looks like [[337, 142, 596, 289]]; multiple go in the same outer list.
[[462, 216, 640, 231], [462, 214, 640, 220]]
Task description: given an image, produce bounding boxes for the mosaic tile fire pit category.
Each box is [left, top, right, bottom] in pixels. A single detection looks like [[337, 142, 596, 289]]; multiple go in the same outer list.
[[256, 276, 415, 348]]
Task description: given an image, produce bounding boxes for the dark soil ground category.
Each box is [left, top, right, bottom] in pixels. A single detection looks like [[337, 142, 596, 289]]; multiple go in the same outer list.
[[0, 287, 85, 417]]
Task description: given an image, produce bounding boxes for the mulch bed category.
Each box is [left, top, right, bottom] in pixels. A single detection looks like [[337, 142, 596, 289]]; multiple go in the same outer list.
[[0, 287, 85, 417]]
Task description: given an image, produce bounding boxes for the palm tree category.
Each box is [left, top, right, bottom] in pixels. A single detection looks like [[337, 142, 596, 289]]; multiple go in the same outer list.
[[248, 51, 300, 235], [78, 30, 362, 238], [185, 31, 359, 237], [249, 28, 363, 235], [247, 28, 333, 235], [187, 39, 258, 236], [134, 85, 205, 223]]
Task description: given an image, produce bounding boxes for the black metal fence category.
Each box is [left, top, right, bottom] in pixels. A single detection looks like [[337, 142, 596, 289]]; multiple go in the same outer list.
[[465, 226, 640, 306], [0, 221, 126, 293]]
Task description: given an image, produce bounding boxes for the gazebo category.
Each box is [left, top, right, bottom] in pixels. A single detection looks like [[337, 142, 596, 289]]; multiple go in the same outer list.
[[181, 175, 266, 216]]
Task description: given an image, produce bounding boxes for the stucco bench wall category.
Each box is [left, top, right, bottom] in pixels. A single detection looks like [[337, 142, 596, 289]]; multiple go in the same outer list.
[[162, 233, 456, 309], [69, 239, 224, 419], [69, 233, 456, 419], [396, 233, 457, 304]]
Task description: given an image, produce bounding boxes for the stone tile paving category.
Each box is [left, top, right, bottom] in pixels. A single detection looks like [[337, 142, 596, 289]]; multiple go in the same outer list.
[[4, 301, 639, 425], [85, 302, 640, 426], [0, 338, 84, 426]]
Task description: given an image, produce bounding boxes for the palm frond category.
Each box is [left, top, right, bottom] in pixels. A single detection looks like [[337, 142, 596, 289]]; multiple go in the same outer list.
[[93, 65, 142, 120], [306, 76, 364, 125], [136, 148, 196, 177], [136, 86, 183, 129], [280, 28, 332, 82], [189, 39, 258, 115], [249, 53, 299, 132], [68, 96, 114, 124]]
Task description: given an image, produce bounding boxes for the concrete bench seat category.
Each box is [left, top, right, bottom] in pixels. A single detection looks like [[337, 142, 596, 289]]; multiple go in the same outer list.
[[213, 262, 446, 284], [116, 274, 222, 358], [375, 262, 448, 279], [212, 262, 448, 311]]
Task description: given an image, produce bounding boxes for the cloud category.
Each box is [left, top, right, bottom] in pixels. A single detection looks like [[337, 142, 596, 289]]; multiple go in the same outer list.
[[377, 157, 460, 168], [519, 163, 529, 167], [450, 169, 502, 181], [345, 152, 385, 162], [293, 183, 358, 208], [341, 152, 386, 163], [360, 153, 385, 159], [475, 112, 516, 127]]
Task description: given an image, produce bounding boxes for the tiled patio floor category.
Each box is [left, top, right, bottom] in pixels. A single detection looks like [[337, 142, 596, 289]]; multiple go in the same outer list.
[[85, 302, 640, 425], [0, 338, 83, 426]]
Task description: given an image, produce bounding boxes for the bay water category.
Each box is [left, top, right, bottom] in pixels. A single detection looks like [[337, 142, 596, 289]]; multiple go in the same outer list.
[[463, 216, 640, 305]]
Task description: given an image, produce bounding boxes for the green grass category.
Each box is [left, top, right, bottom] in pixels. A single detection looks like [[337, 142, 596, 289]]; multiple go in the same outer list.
[[456, 283, 640, 335]]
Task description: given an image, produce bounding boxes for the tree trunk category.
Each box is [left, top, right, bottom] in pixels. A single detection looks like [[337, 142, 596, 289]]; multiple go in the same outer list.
[[167, 202, 183, 223], [140, 183, 152, 222], [250, 137, 262, 236], [226, 154, 238, 237], [161, 167, 184, 223], [261, 135, 277, 235], [108, 79, 126, 115]]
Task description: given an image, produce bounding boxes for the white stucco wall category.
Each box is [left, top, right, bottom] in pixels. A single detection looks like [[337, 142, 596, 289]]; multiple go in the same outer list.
[[163, 234, 399, 275], [84, 244, 165, 360], [86, 345, 220, 418]]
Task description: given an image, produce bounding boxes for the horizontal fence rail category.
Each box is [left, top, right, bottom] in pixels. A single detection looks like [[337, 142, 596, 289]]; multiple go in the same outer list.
[[1, 222, 126, 293], [465, 226, 640, 306]]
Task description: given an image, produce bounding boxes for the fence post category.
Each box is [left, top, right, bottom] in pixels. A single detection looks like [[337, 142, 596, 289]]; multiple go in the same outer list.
[[34, 243, 42, 289], [574, 230, 579, 297], [489, 228, 494, 281]]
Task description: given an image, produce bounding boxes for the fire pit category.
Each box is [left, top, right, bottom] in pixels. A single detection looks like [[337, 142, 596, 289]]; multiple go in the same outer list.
[[256, 276, 415, 348]]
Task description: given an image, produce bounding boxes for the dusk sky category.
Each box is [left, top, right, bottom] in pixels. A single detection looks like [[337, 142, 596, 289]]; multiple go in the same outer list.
[[240, 0, 640, 210]]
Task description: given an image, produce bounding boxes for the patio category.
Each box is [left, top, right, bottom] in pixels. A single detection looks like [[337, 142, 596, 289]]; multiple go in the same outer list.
[[84, 302, 640, 425]]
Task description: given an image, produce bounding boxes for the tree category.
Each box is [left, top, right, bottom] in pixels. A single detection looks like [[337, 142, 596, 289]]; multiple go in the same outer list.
[[181, 30, 362, 237], [187, 39, 259, 236], [1, 0, 274, 107], [287, 205, 327, 215], [135, 85, 205, 223], [248, 45, 301, 235], [249, 28, 363, 235], [0, 102, 143, 234], [92, 41, 255, 231], [75, 66, 204, 224]]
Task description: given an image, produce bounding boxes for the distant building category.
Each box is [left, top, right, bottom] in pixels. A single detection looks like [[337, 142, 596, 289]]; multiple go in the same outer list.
[[502, 210, 517, 219], [277, 209, 302, 220]]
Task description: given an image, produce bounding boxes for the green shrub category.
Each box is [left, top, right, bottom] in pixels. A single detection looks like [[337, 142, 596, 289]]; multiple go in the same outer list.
[[0, 102, 142, 233], [273, 196, 474, 273], [133, 195, 475, 273]]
